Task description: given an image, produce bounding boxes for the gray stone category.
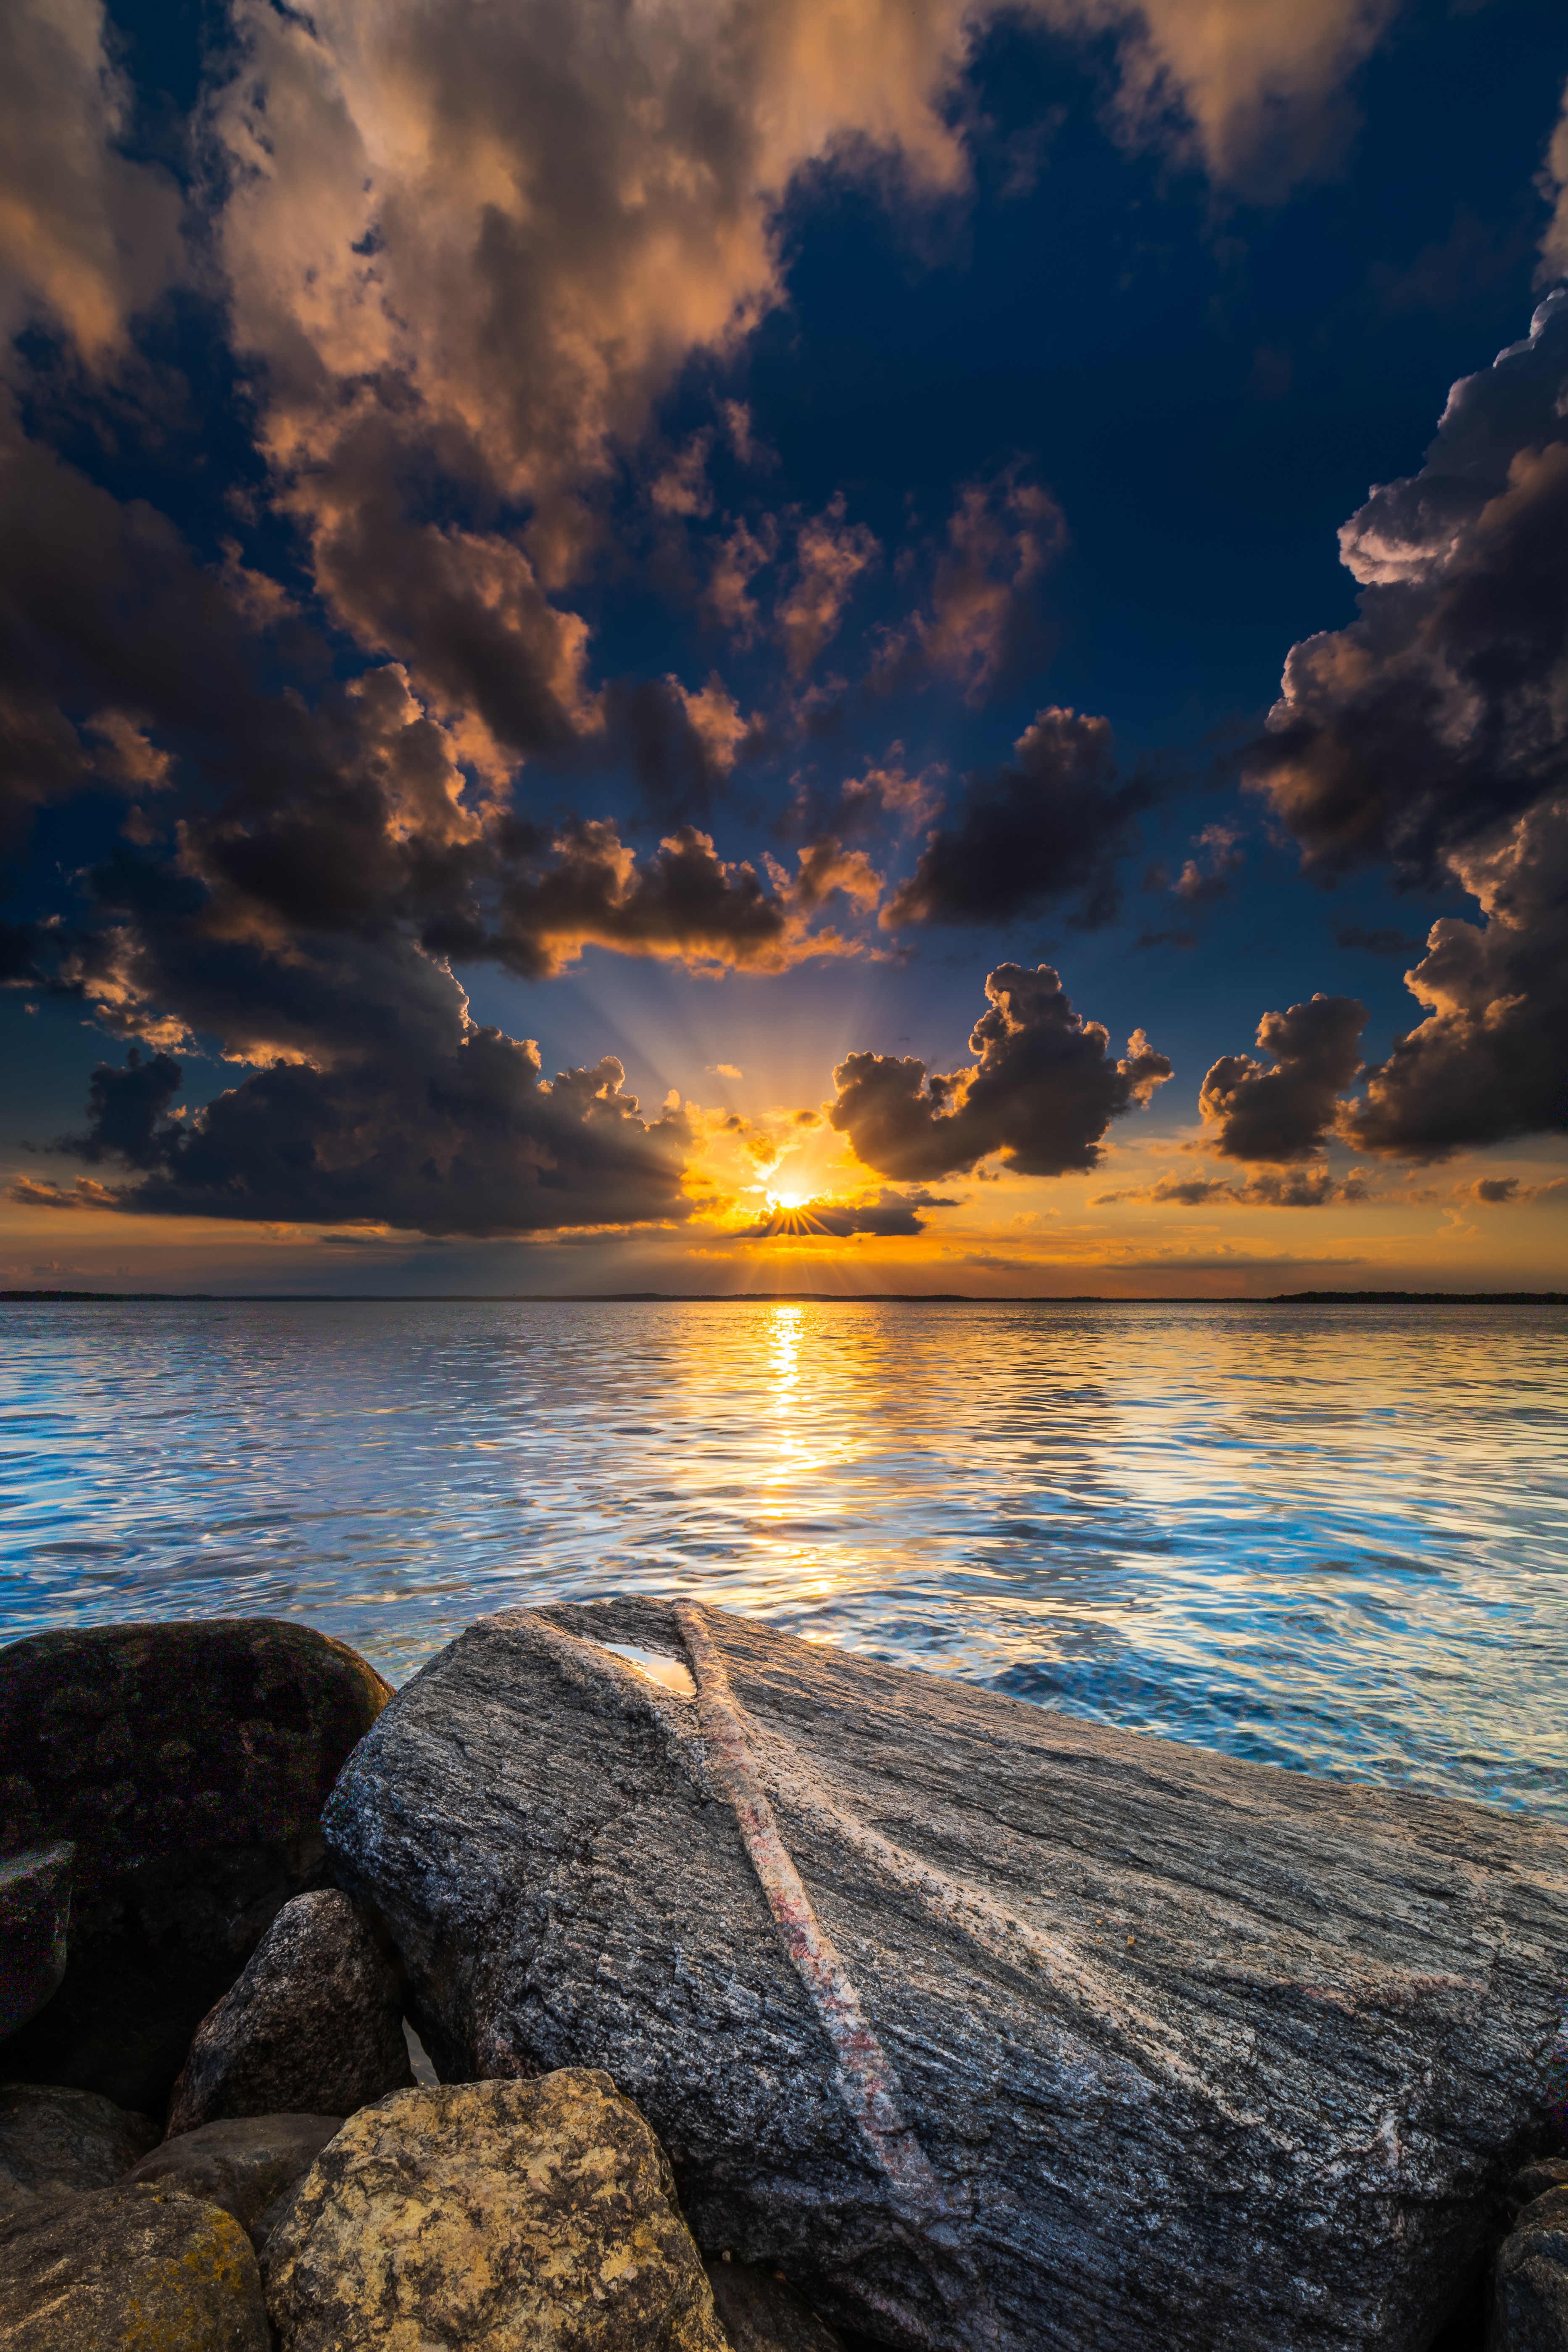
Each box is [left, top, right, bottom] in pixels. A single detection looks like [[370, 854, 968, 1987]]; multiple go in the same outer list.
[[0, 1618, 392, 2116], [706, 2255, 846, 2351], [1493, 2186, 1568, 2351], [322, 1597, 1568, 2352], [1508, 2163, 1568, 2225], [263, 2071, 730, 2352], [166, 1888, 413, 2133], [0, 2179, 269, 2349], [0, 2082, 158, 2219], [0, 1846, 73, 2040], [125, 2112, 345, 2252]]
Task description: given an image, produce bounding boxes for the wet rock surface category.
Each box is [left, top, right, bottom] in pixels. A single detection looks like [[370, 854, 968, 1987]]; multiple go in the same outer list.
[[126, 2112, 345, 2253], [0, 2179, 269, 2350], [324, 1597, 1568, 2352], [0, 1846, 73, 2041], [166, 1888, 412, 2133], [706, 2254, 847, 2351], [264, 2069, 729, 2352], [0, 1619, 392, 2114], [0, 2082, 158, 2218], [1493, 2178, 1568, 2351]]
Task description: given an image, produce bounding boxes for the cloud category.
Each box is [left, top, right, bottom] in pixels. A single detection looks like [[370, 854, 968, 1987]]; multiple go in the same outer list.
[[1046, 0, 1402, 201], [735, 1185, 958, 1240], [1199, 994, 1368, 1163], [41, 971, 695, 1236], [830, 962, 1170, 1181], [881, 707, 1146, 931], [0, 0, 183, 359], [1539, 76, 1568, 287], [777, 498, 880, 675], [1245, 289, 1568, 1159], [1171, 823, 1244, 905], [877, 472, 1065, 704], [1094, 1165, 1369, 1207], [707, 1064, 743, 1081]]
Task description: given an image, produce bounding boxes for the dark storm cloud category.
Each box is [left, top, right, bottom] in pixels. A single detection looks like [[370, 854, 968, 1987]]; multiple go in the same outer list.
[[830, 963, 1171, 1181], [37, 998, 693, 1237], [1239, 291, 1568, 1160], [735, 1187, 958, 1240], [881, 708, 1147, 932], [1198, 994, 1367, 1164]]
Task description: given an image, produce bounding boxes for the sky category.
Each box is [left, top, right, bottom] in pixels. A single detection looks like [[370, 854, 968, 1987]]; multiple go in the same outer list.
[[2, 0, 1566, 1297]]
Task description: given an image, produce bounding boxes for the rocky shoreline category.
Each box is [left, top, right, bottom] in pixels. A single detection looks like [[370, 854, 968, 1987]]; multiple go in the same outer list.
[[1, 1610, 1564, 2349]]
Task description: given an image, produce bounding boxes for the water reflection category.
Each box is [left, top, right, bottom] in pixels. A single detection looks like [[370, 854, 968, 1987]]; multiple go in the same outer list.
[[0, 1300, 1564, 1813]]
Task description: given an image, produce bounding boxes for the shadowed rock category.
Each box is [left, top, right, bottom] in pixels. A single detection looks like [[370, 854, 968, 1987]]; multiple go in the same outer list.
[[706, 2254, 846, 2350], [0, 1619, 392, 2114], [166, 1888, 412, 2133], [0, 2180, 269, 2349], [0, 1846, 73, 2041], [1493, 2184, 1568, 2351], [263, 2070, 729, 2351], [126, 2113, 344, 2252], [323, 1598, 1568, 2352], [0, 2083, 158, 2219]]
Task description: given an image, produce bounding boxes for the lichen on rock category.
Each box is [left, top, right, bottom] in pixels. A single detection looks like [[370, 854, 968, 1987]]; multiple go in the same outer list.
[[264, 2070, 729, 2352]]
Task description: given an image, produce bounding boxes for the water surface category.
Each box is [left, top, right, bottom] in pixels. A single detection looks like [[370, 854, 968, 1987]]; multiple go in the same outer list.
[[3, 1300, 1563, 1813]]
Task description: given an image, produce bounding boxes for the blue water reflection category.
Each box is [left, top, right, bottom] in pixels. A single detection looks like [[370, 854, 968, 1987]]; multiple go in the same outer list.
[[2, 1300, 1563, 1812]]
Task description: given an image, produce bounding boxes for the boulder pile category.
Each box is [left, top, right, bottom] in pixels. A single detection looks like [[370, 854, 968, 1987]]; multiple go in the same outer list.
[[0, 1605, 1563, 2350]]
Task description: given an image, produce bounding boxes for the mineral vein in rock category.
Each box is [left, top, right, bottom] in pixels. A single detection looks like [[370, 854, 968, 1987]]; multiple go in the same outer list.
[[673, 1602, 999, 2347]]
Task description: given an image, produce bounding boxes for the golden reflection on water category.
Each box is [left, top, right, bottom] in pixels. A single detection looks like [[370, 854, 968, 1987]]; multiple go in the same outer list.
[[4, 1299, 1566, 1811]]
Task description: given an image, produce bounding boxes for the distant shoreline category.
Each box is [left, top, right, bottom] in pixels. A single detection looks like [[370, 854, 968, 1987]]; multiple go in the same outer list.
[[5, 1288, 1565, 1306]]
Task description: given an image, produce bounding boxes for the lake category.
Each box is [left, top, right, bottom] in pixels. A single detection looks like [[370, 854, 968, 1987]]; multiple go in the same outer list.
[[3, 1298, 1564, 1814]]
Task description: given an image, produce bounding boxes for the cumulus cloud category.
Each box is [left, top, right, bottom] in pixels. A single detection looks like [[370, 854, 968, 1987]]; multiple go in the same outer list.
[[829, 962, 1170, 1181], [882, 707, 1146, 931], [1198, 994, 1367, 1164], [1469, 1173, 1568, 1207], [0, 0, 182, 358], [1244, 289, 1568, 1159], [39, 972, 693, 1236]]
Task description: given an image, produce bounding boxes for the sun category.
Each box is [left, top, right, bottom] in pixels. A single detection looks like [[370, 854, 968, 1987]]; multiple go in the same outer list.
[[769, 1189, 806, 1210]]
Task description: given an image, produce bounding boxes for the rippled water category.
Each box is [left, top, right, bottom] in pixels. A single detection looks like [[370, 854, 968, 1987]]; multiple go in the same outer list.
[[3, 1300, 1565, 1813]]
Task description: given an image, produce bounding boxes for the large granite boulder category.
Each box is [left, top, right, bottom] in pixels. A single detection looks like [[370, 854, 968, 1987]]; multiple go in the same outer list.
[[166, 1888, 413, 2132], [0, 2083, 158, 2218], [126, 2113, 344, 2253], [1494, 2183, 1568, 2351], [0, 1846, 73, 2040], [0, 1619, 392, 2114], [0, 2180, 269, 2349], [323, 1597, 1568, 2352], [263, 2070, 729, 2351]]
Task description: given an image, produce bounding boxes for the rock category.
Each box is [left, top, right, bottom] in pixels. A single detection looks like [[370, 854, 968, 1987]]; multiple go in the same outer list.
[[1508, 2162, 1568, 2226], [706, 2255, 846, 2351], [125, 2113, 345, 2252], [1493, 2185, 1568, 2350], [0, 2082, 159, 2218], [0, 1618, 392, 2114], [323, 1597, 1568, 2352], [166, 1887, 413, 2133], [0, 2180, 269, 2349], [0, 1846, 72, 2040], [264, 2069, 730, 2351]]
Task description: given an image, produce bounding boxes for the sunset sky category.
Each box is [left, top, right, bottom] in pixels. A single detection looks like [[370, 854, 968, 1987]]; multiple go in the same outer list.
[[3, 0, 1566, 1296]]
